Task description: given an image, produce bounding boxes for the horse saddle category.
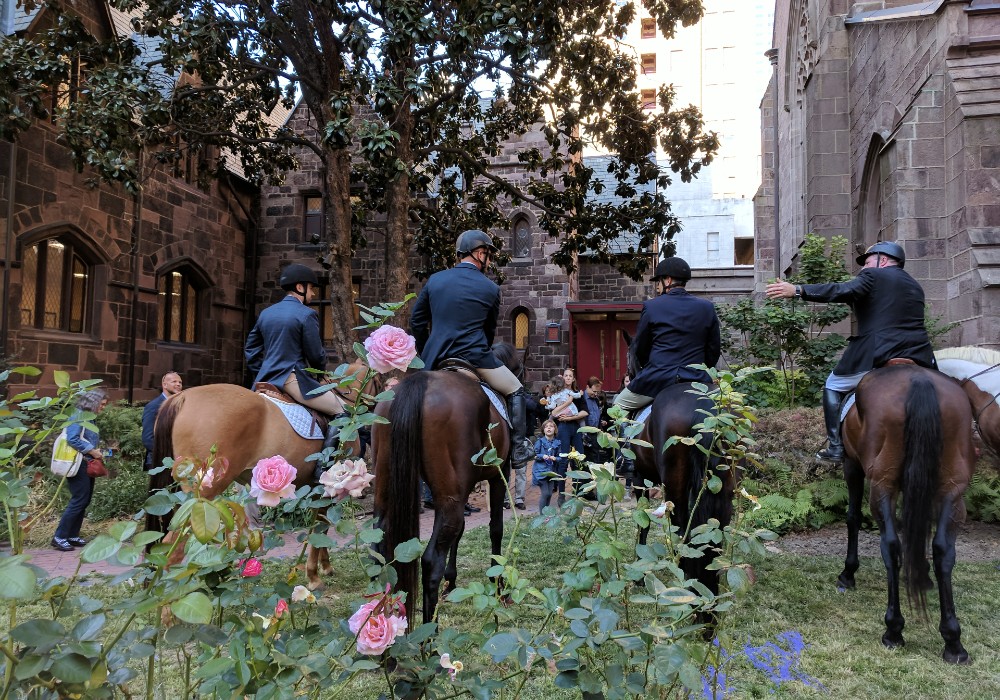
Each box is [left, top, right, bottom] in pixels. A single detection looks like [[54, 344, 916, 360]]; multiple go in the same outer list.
[[839, 359, 918, 423], [436, 358, 512, 428], [253, 382, 328, 440]]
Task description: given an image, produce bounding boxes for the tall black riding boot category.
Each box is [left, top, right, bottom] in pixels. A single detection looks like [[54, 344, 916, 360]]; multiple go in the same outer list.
[[507, 389, 534, 468], [817, 388, 845, 463]]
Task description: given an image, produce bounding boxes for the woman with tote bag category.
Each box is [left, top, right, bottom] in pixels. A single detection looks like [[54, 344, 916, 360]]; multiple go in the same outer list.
[[51, 389, 108, 551]]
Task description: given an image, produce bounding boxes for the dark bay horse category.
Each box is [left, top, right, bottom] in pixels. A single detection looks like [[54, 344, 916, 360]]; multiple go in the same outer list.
[[371, 345, 519, 623], [837, 364, 975, 664], [935, 346, 1000, 454], [631, 382, 737, 598], [147, 361, 373, 588], [625, 337, 737, 599]]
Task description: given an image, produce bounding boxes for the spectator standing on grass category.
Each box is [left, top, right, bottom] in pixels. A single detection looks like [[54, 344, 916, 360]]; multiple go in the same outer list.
[[142, 371, 183, 471], [52, 389, 109, 552], [533, 420, 562, 513]]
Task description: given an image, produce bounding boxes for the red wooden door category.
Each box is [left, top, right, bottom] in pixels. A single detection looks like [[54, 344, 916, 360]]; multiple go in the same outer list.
[[571, 314, 639, 392]]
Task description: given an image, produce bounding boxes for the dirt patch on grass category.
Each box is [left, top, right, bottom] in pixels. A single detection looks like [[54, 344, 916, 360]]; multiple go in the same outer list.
[[770, 520, 1000, 563]]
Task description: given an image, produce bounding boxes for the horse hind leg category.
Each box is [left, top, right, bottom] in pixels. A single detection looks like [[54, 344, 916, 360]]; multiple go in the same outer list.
[[443, 519, 465, 594], [874, 492, 905, 649], [306, 546, 323, 591], [837, 457, 865, 591], [421, 500, 464, 623], [932, 497, 970, 664]]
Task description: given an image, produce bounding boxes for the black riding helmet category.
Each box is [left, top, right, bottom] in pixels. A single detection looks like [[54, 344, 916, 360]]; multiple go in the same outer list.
[[857, 241, 905, 268], [456, 229, 499, 256], [652, 256, 692, 282], [279, 263, 319, 291]]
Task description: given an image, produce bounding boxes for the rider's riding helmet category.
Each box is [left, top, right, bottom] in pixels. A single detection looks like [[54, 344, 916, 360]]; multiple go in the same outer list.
[[652, 256, 692, 282], [456, 229, 499, 256], [856, 241, 905, 268], [279, 263, 320, 291]]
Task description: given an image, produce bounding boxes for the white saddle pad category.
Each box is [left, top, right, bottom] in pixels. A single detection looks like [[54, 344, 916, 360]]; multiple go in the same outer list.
[[482, 384, 511, 428], [262, 395, 324, 440]]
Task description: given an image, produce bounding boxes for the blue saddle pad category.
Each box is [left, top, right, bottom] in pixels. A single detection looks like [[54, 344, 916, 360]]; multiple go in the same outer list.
[[261, 395, 324, 440], [840, 393, 856, 424]]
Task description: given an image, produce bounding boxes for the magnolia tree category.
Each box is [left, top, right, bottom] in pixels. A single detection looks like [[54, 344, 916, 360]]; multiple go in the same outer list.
[[0, 0, 718, 357], [0, 301, 792, 698]]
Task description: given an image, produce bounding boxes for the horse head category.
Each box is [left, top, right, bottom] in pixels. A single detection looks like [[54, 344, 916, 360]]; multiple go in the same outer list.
[[492, 342, 525, 381], [623, 331, 639, 380]]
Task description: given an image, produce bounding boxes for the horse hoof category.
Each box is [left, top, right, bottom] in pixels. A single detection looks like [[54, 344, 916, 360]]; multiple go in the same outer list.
[[501, 595, 514, 608], [306, 580, 325, 592], [943, 648, 971, 665], [835, 577, 854, 592], [881, 634, 904, 650]]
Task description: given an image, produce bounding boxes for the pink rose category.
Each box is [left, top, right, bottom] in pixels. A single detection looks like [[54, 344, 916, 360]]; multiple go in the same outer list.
[[364, 325, 418, 374], [201, 468, 215, 491], [249, 455, 297, 507], [348, 600, 407, 655], [275, 599, 289, 617], [240, 558, 262, 578], [320, 458, 375, 500]]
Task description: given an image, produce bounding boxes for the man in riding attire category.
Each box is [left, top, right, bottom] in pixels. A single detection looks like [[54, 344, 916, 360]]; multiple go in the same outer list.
[[409, 229, 534, 468], [614, 257, 722, 413], [245, 263, 345, 451], [765, 241, 935, 464]]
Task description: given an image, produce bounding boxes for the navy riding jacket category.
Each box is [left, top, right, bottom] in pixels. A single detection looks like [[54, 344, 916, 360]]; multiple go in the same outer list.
[[410, 262, 502, 370], [245, 295, 327, 393], [628, 287, 721, 397]]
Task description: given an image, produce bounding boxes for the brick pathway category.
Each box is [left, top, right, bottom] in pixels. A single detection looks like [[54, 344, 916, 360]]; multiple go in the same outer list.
[[22, 484, 543, 579]]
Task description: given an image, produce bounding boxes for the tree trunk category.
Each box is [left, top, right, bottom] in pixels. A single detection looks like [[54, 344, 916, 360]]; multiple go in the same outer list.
[[322, 143, 358, 364], [384, 100, 416, 331]]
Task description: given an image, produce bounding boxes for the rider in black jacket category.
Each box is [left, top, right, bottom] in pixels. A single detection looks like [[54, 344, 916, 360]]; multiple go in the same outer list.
[[766, 241, 935, 463]]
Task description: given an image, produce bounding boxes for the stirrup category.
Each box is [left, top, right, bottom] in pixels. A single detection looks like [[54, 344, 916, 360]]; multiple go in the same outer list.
[[816, 445, 844, 463]]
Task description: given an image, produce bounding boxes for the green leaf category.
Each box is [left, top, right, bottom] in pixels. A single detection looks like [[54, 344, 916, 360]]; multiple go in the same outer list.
[[81, 534, 120, 564], [50, 652, 92, 684], [359, 527, 383, 544], [190, 500, 222, 544], [9, 366, 42, 376], [0, 564, 36, 600], [483, 632, 517, 663], [71, 614, 106, 642], [53, 370, 70, 389], [11, 619, 67, 647], [307, 532, 336, 548], [394, 538, 423, 563], [172, 591, 214, 625]]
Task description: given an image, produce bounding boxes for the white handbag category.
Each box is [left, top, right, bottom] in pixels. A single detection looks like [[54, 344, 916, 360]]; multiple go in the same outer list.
[[50, 428, 83, 477]]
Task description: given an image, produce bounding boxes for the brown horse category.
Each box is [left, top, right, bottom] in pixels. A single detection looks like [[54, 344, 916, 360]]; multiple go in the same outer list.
[[147, 361, 373, 588], [837, 364, 975, 664], [371, 345, 519, 624], [935, 346, 1000, 454]]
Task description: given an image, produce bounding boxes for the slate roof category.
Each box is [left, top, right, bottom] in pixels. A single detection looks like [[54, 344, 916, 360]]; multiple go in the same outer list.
[[582, 154, 658, 256]]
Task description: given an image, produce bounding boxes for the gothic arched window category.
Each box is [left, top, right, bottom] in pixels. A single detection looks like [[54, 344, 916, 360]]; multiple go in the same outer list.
[[158, 268, 202, 344], [21, 237, 91, 333], [513, 308, 530, 349], [512, 217, 532, 260]]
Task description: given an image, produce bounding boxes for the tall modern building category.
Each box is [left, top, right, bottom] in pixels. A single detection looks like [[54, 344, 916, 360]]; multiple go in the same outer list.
[[623, 0, 775, 269]]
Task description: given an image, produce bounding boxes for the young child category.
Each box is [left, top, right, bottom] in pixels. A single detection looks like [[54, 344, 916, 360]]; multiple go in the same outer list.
[[533, 419, 562, 513], [548, 375, 582, 418]]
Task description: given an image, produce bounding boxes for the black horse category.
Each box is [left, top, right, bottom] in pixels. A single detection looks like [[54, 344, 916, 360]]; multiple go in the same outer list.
[[625, 338, 737, 599], [371, 343, 522, 623]]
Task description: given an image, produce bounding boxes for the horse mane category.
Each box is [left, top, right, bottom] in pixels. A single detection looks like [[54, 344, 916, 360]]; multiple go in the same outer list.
[[492, 342, 523, 378], [935, 346, 1000, 366]]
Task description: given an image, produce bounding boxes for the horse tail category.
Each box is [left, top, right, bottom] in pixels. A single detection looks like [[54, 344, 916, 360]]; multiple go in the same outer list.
[[901, 373, 941, 614], [382, 372, 427, 615], [146, 394, 182, 541]]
